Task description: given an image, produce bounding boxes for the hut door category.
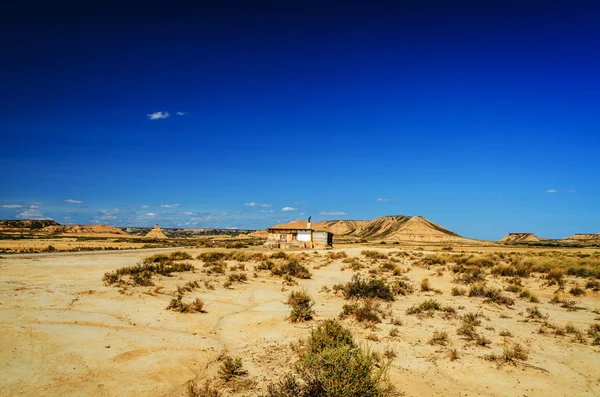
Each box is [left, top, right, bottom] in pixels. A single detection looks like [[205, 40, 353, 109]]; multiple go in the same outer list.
[[280, 234, 287, 243]]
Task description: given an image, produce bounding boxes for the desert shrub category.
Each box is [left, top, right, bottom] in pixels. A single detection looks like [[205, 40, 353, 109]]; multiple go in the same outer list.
[[415, 254, 447, 267], [545, 268, 566, 287], [420, 278, 432, 292], [186, 381, 220, 397], [451, 286, 467, 296], [391, 280, 415, 296], [502, 343, 529, 362], [270, 251, 289, 260], [267, 319, 396, 397], [361, 250, 388, 260], [451, 265, 486, 284], [227, 273, 248, 284], [466, 256, 497, 268], [457, 312, 482, 340], [468, 284, 514, 306], [526, 306, 548, 319], [585, 279, 600, 291], [449, 348, 460, 361], [340, 275, 394, 301], [499, 330, 513, 337], [287, 290, 314, 322], [329, 251, 348, 260], [429, 330, 449, 346], [406, 299, 455, 316], [257, 260, 275, 271], [389, 328, 400, 337], [197, 252, 229, 263], [518, 289, 539, 303], [504, 284, 522, 293], [569, 285, 585, 296], [272, 260, 312, 279], [340, 300, 382, 324], [166, 296, 205, 313], [560, 299, 580, 311], [103, 261, 194, 286], [169, 251, 193, 261], [218, 357, 247, 381]]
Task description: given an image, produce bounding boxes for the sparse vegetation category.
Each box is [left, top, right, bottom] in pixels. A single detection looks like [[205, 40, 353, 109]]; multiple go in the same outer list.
[[451, 286, 467, 296], [429, 330, 449, 346], [166, 296, 205, 313], [406, 299, 455, 317], [338, 275, 394, 301], [272, 260, 312, 279], [103, 261, 194, 286], [218, 356, 247, 381], [468, 284, 514, 306], [266, 319, 396, 396], [286, 289, 315, 322]]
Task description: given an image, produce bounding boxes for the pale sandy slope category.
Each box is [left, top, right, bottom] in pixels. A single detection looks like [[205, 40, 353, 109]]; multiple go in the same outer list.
[[0, 249, 599, 397]]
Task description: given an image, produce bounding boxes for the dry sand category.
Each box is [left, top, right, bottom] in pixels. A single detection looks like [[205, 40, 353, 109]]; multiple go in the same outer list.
[[1, 247, 599, 396]]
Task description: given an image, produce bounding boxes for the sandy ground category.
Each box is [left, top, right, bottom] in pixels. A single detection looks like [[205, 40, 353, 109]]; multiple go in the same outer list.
[[1, 247, 599, 397]]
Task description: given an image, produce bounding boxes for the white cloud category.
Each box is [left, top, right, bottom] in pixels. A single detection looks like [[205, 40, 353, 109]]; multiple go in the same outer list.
[[320, 211, 348, 216], [16, 205, 49, 220], [1, 204, 23, 208], [140, 205, 150, 209], [376, 198, 390, 202], [282, 207, 298, 212], [147, 111, 170, 120], [244, 202, 272, 207], [159, 204, 180, 208], [176, 111, 187, 116], [546, 189, 558, 193], [260, 210, 274, 213], [65, 199, 82, 204]]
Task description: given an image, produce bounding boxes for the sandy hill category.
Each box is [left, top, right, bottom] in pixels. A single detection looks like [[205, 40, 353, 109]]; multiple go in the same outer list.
[[271, 215, 474, 243], [41, 224, 127, 236], [562, 233, 600, 242], [500, 233, 544, 243], [0, 220, 60, 233], [145, 224, 168, 239]]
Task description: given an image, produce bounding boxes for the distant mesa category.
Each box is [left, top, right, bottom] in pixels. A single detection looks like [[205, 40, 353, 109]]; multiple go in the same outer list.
[[500, 233, 544, 243], [145, 224, 168, 239], [0, 220, 126, 236], [268, 215, 475, 243], [562, 233, 600, 242]]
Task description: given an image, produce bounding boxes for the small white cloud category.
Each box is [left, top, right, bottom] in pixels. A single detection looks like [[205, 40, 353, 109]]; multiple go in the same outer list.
[[546, 189, 558, 193], [16, 205, 49, 220], [1, 204, 24, 208], [176, 111, 187, 116], [65, 199, 82, 204], [140, 205, 150, 208], [282, 207, 298, 212], [260, 210, 274, 213], [376, 198, 390, 202], [159, 204, 180, 208], [320, 211, 348, 216], [244, 202, 272, 207], [147, 111, 170, 120]]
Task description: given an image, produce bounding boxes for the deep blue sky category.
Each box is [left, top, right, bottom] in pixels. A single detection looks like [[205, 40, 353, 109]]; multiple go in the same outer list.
[[1, 1, 599, 240]]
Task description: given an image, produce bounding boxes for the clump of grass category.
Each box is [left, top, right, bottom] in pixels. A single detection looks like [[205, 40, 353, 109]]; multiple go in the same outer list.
[[451, 286, 467, 296], [457, 312, 482, 340], [218, 356, 247, 381], [272, 260, 312, 279], [227, 273, 248, 284], [266, 319, 396, 396], [428, 330, 449, 346], [287, 289, 315, 322], [468, 284, 514, 306], [451, 266, 486, 285], [328, 251, 348, 260], [486, 343, 528, 363], [186, 381, 220, 397], [406, 299, 455, 317], [389, 328, 400, 337], [340, 275, 394, 301], [449, 348, 460, 361], [526, 306, 548, 320], [391, 280, 415, 296], [103, 261, 195, 286], [569, 285, 585, 296], [361, 250, 389, 260], [588, 324, 600, 345], [166, 296, 205, 313], [340, 300, 383, 324], [518, 289, 539, 303], [585, 279, 600, 291]]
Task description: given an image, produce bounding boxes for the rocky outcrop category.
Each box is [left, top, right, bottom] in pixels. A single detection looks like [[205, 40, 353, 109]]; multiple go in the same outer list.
[[500, 233, 543, 243], [145, 224, 168, 239]]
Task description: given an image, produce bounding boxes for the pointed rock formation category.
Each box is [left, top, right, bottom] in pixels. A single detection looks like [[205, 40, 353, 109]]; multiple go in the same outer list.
[[500, 233, 543, 243], [145, 224, 168, 239]]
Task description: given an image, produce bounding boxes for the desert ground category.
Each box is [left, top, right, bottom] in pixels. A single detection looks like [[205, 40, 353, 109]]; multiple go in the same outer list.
[[1, 245, 599, 396]]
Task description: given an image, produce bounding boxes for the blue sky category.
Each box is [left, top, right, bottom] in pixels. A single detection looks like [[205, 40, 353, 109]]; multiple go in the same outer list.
[[1, 1, 599, 240]]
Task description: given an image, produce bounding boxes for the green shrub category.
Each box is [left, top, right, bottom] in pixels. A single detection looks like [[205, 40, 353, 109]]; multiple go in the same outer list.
[[272, 260, 312, 279], [287, 290, 314, 322], [340, 300, 382, 324], [166, 296, 205, 313], [518, 289, 539, 303], [186, 381, 221, 397], [451, 286, 467, 296], [468, 284, 514, 306], [361, 250, 389, 260], [341, 275, 394, 301], [406, 299, 455, 316], [267, 319, 396, 397], [218, 356, 247, 381], [428, 330, 449, 346]]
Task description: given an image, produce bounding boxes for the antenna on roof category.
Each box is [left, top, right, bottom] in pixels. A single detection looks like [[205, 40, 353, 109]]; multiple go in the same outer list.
[[307, 216, 311, 229]]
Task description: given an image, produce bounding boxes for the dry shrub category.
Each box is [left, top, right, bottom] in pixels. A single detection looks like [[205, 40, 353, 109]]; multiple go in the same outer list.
[[166, 296, 205, 313], [272, 260, 312, 279], [340, 300, 383, 324], [429, 330, 449, 346], [218, 357, 247, 381], [468, 284, 514, 306], [340, 275, 394, 301], [287, 289, 315, 322]]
